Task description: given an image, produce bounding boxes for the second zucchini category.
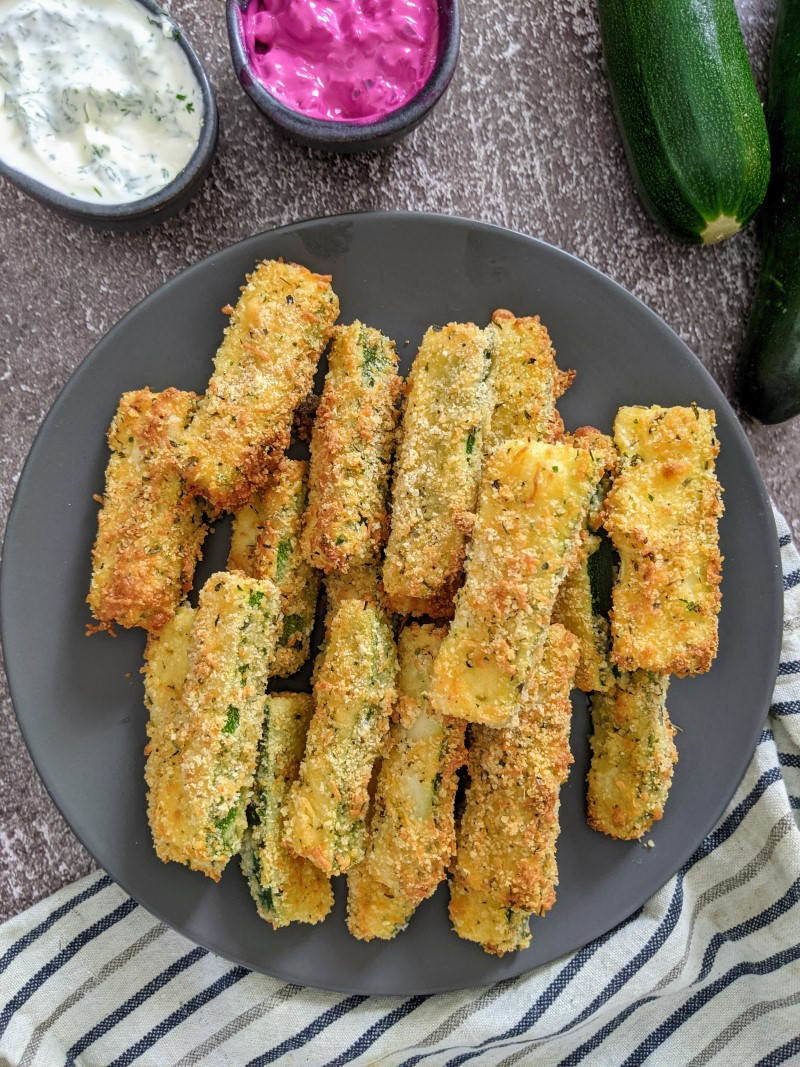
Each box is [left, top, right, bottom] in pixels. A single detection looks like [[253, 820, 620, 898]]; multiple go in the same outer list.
[[598, 0, 770, 244]]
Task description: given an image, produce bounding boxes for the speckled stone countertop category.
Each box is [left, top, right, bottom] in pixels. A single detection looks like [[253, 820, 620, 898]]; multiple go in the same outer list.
[[0, 0, 797, 919]]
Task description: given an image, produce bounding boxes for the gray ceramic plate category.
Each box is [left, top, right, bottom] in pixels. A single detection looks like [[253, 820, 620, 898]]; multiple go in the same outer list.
[[1, 212, 782, 995]]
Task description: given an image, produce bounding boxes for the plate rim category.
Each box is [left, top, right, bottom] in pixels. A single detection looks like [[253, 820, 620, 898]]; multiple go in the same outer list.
[[0, 209, 784, 995]]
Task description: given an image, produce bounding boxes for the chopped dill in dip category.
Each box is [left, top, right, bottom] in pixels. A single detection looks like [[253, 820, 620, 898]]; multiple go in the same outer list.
[[0, 0, 203, 204]]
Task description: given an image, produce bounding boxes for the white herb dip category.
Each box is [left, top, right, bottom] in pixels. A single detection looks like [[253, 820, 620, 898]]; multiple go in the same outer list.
[[0, 0, 203, 204]]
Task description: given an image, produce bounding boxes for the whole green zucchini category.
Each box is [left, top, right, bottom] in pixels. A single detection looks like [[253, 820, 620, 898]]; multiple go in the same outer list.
[[598, 0, 770, 244], [740, 0, 800, 424]]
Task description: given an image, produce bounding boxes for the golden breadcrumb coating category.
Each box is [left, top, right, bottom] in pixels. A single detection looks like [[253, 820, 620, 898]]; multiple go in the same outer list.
[[228, 458, 320, 677], [449, 624, 579, 956], [302, 322, 402, 573], [143, 571, 280, 880], [312, 566, 386, 687], [604, 405, 723, 676], [346, 872, 418, 941], [177, 259, 339, 510], [283, 595, 398, 875], [324, 565, 383, 617], [88, 388, 206, 633], [587, 670, 677, 840], [567, 425, 620, 526], [383, 323, 494, 618], [241, 693, 333, 927], [431, 439, 604, 728], [484, 308, 573, 450], [347, 624, 467, 941]]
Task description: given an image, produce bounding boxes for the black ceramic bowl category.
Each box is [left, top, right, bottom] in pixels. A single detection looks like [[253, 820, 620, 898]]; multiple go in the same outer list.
[[226, 0, 460, 153], [0, 0, 218, 232]]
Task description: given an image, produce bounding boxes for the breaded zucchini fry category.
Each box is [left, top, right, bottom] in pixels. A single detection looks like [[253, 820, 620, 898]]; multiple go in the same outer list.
[[484, 309, 573, 450], [449, 625, 579, 956], [143, 602, 195, 834], [448, 885, 534, 958], [431, 439, 604, 728], [228, 458, 320, 677], [144, 571, 280, 880], [347, 623, 467, 941], [178, 260, 339, 510], [553, 532, 615, 692], [324, 565, 382, 617], [383, 323, 494, 618], [604, 405, 723, 676], [241, 693, 333, 927], [88, 388, 206, 633], [283, 595, 398, 875], [552, 428, 618, 693], [312, 566, 384, 687], [587, 670, 677, 839], [302, 322, 402, 572]]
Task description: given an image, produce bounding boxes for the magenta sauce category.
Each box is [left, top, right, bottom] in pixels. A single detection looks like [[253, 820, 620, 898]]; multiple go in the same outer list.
[[239, 0, 440, 124]]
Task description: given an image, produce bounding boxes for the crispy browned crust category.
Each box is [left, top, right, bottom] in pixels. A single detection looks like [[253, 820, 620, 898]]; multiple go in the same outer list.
[[449, 625, 579, 956], [568, 425, 618, 471], [384, 574, 460, 620], [302, 322, 402, 573], [604, 405, 723, 677], [88, 388, 207, 633], [177, 259, 339, 511], [485, 309, 573, 449], [291, 393, 320, 444], [587, 671, 677, 840], [383, 322, 494, 617]]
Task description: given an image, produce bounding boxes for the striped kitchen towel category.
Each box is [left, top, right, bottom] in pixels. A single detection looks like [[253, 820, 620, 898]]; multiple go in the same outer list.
[[1, 507, 799, 1067]]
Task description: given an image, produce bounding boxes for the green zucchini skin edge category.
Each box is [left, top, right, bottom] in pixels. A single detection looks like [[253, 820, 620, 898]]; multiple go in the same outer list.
[[740, 0, 800, 424], [598, 0, 770, 245]]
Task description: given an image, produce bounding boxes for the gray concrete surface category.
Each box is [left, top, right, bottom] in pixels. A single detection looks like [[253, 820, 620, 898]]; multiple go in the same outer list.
[[1, 0, 797, 920]]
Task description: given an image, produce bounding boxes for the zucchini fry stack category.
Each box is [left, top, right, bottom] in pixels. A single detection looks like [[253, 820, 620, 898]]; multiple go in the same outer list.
[[228, 458, 320, 678], [144, 571, 280, 880], [449, 625, 579, 956], [347, 623, 467, 941], [88, 254, 726, 954], [383, 323, 494, 618], [88, 388, 207, 633]]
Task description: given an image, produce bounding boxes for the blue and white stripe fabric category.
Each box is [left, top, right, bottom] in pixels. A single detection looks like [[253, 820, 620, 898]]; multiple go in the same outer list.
[[2, 508, 799, 1067]]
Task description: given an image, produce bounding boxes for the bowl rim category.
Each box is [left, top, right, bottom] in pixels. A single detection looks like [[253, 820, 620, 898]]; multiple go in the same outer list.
[[225, 0, 460, 144], [0, 0, 218, 221]]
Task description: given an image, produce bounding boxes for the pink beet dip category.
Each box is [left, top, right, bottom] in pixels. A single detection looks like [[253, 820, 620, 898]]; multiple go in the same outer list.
[[239, 0, 440, 124]]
